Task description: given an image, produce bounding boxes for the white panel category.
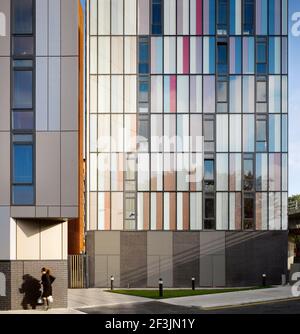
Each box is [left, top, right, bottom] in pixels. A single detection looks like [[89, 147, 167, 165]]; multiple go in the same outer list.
[[36, 0, 48, 56], [98, 0, 111, 35], [138, 193, 143, 230], [125, 0, 136, 35], [36, 57, 48, 131], [49, 0, 61, 55], [49, 57, 61, 130], [164, 193, 170, 230], [151, 194, 156, 230], [41, 222, 63, 260]]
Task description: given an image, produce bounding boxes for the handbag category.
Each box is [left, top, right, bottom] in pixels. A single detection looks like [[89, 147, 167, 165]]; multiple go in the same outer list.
[[47, 296, 54, 303]]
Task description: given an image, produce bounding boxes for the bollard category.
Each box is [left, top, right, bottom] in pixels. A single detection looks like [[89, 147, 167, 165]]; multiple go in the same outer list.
[[281, 274, 287, 286], [111, 276, 115, 290], [192, 277, 195, 291], [159, 278, 164, 297], [262, 274, 267, 287]]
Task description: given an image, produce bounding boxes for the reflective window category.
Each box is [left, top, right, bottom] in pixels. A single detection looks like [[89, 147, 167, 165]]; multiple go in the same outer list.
[[243, 0, 254, 34], [13, 71, 33, 109], [204, 197, 215, 229], [243, 155, 254, 191], [13, 0, 33, 34], [152, 0, 163, 34], [13, 144, 33, 184], [204, 159, 215, 191], [217, 41, 228, 74], [139, 38, 150, 74], [243, 195, 255, 229], [217, 0, 228, 35], [13, 36, 34, 57], [12, 186, 34, 206], [256, 115, 267, 152], [13, 111, 34, 130], [256, 38, 267, 74]]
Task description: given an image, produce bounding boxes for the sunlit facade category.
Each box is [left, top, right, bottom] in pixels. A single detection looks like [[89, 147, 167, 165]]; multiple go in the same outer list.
[[86, 0, 288, 288]]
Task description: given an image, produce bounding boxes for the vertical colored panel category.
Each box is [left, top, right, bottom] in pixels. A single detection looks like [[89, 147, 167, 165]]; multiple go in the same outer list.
[[229, 76, 241, 113], [256, 0, 268, 35], [217, 193, 228, 230], [177, 0, 189, 35], [282, 0, 288, 35], [269, 37, 281, 74], [151, 76, 163, 113], [177, 76, 189, 113], [269, 115, 281, 152], [164, 76, 177, 113], [177, 37, 190, 74], [190, 0, 203, 35], [190, 76, 202, 113], [269, 0, 281, 35], [230, 115, 242, 151], [164, 0, 176, 35], [229, 153, 242, 191], [269, 76, 281, 113], [243, 76, 255, 113], [151, 37, 163, 74], [269, 154, 281, 191], [256, 153, 268, 191], [229, 37, 242, 74], [203, 76, 215, 113], [230, 0, 242, 35], [229, 193, 241, 230], [243, 115, 255, 152], [203, 37, 215, 74], [190, 37, 202, 73], [243, 37, 254, 74], [164, 37, 176, 73], [190, 193, 202, 230], [282, 154, 288, 192], [256, 193, 268, 230], [203, 0, 215, 35], [282, 115, 288, 152], [138, 0, 149, 34]]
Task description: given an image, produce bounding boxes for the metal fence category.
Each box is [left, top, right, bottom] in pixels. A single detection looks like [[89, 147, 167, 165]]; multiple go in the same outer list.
[[68, 255, 87, 289]]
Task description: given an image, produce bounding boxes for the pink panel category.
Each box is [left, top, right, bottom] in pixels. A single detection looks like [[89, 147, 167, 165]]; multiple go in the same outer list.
[[196, 0, 203, 35], [170, 76, 177, 113], [183, 37, 190, 74]]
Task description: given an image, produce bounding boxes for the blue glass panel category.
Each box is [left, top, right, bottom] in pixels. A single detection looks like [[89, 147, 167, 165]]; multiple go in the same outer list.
[[13, 71, 33, 109], [13, 0, 33, 34], [12, 185, 34, 205], [13, 144, 33, 184], [204, 160, 214, 180], [243, 0, 254, 34]]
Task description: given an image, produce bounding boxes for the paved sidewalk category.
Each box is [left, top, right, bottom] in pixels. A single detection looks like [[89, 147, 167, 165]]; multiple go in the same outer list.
[[160, 286, 299, 309], [68, 288, 151, 309]]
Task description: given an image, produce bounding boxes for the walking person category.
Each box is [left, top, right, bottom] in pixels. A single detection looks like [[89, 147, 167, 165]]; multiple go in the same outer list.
[[40, 267, 52, 311]]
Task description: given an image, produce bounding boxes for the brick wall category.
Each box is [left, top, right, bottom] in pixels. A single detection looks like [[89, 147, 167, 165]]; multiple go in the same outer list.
[[0, 262, 11, 310], [0, 260, 68, 310]]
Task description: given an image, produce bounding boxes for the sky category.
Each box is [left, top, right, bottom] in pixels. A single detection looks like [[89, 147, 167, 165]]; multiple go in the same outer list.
[[80, 0, 300, 196]]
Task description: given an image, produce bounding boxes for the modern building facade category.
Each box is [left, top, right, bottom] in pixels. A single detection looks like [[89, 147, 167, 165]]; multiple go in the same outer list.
[[86, 0, 289, 288], [0, 0, 82, 310]]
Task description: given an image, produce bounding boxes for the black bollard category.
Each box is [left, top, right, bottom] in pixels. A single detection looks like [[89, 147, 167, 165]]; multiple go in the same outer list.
[[262, 274, 267, 287], [192, 277, 195, 291], [159, 278, 164, 297], [111, 275, 115, 290]]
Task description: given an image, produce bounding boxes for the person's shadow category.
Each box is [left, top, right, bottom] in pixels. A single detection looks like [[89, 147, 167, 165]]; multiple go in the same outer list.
[[19, 275, 42, 310]]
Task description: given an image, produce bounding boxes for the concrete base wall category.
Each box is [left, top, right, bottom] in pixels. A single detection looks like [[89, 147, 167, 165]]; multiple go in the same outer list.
[[0, 260, 68, 310], [87, 231, 288, 288]]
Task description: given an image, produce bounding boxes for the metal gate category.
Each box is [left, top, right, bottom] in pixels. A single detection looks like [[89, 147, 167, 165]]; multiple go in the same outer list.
[[68, 255, 87, 288]]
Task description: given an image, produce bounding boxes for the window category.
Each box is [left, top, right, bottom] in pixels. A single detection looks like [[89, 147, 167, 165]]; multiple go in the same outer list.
[[13, 0, 33, 34], [151, 0, 162, 35], [204, 159, 215, 192], [139, 37, 150, 74], [243, 194, 254, 230], [243, 154, 254, 191], [204, 197, 215, 230], [256, 38, 267, 74], [256, 76, 267, 113], [217, 77, 228, 113], [217, 0, 228, 35], [13, 71, 33, 109], [13, 36, 34, 57], [12, 111, 34, 130], [217, 40, 228, 74], [243, 0, 254, 35], [256, 115, 267, 152], [204, 116, 215, 152], [12, 143, 34, 205]]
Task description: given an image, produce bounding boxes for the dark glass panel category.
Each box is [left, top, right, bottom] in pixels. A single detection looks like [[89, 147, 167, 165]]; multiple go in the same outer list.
[[13, 144, 33, 184], [13, 0, 33, 34], [12, 185, 34, 205], [13, 36, 34, 56], [13, 71, 33, 109]]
